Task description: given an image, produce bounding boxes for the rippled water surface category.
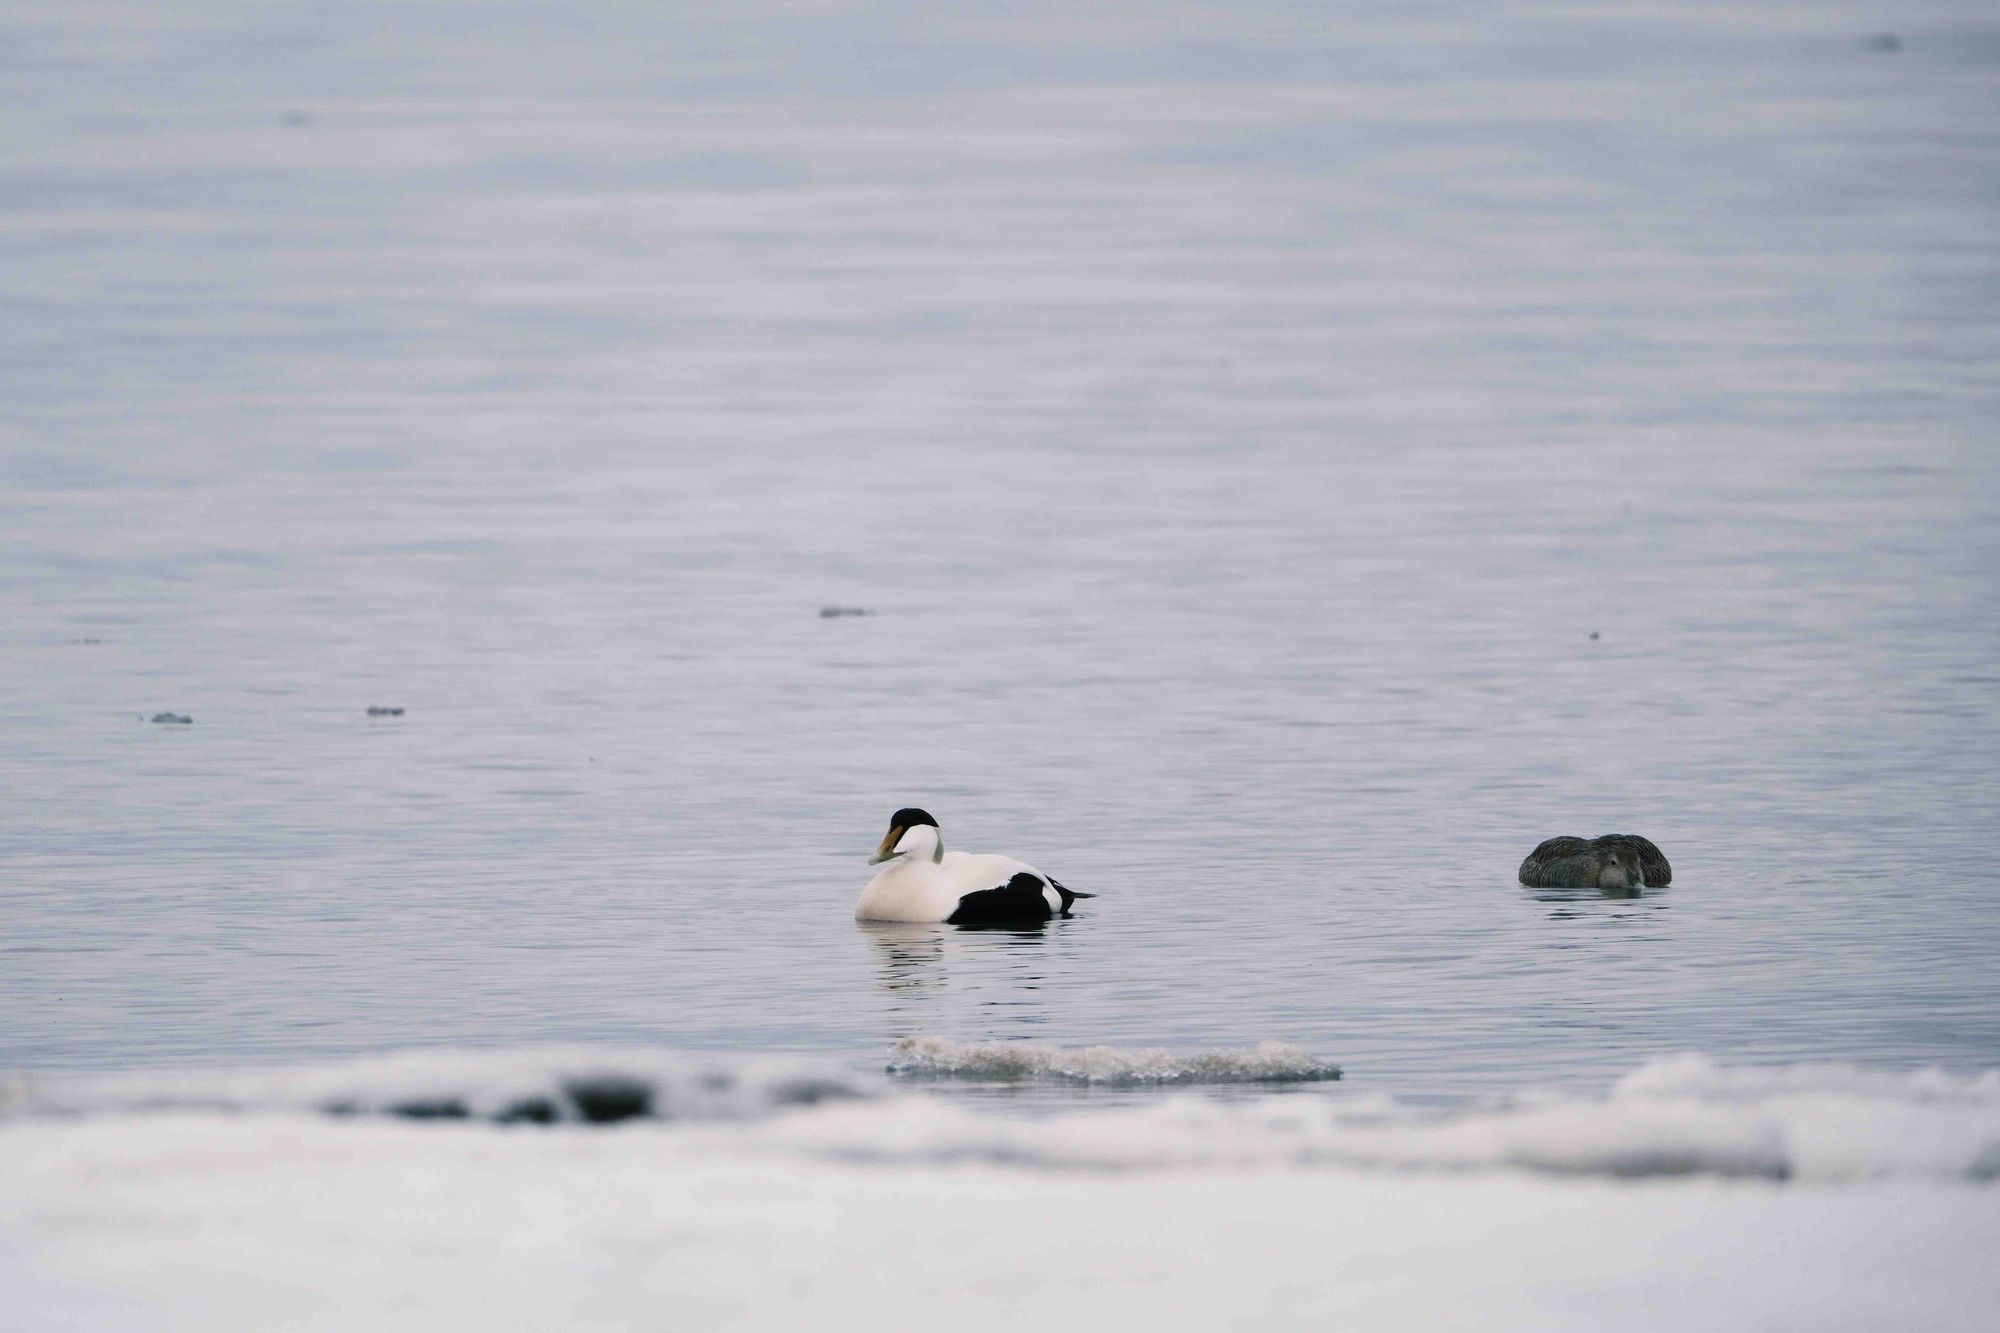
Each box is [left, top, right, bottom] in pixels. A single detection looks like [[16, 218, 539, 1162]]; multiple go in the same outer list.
[[4, 0, 1997, 1097]]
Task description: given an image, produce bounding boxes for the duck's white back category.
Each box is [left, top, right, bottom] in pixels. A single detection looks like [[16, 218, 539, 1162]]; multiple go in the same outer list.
[[939, 850, 1040, 894]]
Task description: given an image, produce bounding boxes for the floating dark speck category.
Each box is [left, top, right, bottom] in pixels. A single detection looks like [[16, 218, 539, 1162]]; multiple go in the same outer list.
[[149, 712, 193, 725], [1588, 631, 1600, 641], [366, 706, 405, 717], [1864, 33, 1901, 52], [819, 605, 873, 619]]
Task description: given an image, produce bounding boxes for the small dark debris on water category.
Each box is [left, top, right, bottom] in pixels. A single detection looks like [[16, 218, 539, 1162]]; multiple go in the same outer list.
[[68, 637, 103, 645], [1864, 33, 1901, 52], [149, 712, 193, 725], [282, 109, 314, 126], [1588, 631, 1600, 641], [366, 706, 405, 717], [819, 605, 873, 619]]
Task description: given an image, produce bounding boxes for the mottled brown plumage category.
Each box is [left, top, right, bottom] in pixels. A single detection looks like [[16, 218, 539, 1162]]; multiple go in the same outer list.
[[1518, 834, 1672, 889]]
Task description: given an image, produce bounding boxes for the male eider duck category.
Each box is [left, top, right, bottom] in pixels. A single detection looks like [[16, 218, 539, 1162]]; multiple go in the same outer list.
[[1518, 834, 1672, 890], [854, 808, 1092, 924]]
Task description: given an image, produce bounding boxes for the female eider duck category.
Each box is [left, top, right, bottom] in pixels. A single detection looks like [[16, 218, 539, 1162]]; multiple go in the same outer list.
[[1518, 834, 1672, 890], [855, 808, 1092, 924]]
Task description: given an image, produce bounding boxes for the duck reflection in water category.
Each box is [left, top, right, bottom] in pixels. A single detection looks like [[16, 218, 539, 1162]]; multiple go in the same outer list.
[[863, 923, 950, 993], [861, 921, 1053, 989], [1527, 882, 1670, 922], [858, 920, 1061, 1042]]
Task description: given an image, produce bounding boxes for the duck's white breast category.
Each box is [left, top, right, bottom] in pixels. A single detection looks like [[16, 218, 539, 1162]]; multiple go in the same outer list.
[[854, 863, 959, 922]]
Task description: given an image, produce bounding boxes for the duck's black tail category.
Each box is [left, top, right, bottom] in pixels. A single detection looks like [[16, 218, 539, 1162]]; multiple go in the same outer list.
[[1050, 878, 1095, 911]]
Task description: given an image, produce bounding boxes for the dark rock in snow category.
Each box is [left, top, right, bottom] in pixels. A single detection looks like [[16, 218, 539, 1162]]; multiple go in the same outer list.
[[563, 1075, 654, 1123]]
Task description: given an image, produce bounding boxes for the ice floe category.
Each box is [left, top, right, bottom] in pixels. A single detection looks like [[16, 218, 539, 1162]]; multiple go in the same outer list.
[[885, 1036, 1342, 1084]]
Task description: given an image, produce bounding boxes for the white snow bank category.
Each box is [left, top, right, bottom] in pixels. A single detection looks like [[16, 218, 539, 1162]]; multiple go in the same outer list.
[[7, 1048, 1997, 1184], [760, 1089, 1790, 1178], [770, 1052, 2000, 1182], [1617, 1052, 2000, 1104], [3, 1113, 1997, 1333], [886, 1036, 1341, 1083], [0, 1046, 869, 1125]]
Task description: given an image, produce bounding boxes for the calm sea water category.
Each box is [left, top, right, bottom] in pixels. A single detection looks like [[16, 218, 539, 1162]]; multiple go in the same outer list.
[[3, 0, 1997, 1098]]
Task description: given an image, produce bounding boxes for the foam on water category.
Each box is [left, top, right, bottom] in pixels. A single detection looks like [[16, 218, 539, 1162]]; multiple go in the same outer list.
[[886, 1036, 1342, 1084]]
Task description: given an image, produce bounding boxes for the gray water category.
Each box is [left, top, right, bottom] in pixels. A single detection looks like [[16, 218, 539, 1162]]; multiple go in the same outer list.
[[4, 0, 1997, 1097]]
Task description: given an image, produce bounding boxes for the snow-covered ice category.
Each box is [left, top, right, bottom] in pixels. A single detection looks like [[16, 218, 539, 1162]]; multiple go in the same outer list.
[[3, 1049, 1998, 1330], [2, 1045, 870, 1126]]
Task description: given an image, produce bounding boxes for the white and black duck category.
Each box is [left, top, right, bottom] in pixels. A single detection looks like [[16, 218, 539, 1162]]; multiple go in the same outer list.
[[854, 808, 1092, 924]]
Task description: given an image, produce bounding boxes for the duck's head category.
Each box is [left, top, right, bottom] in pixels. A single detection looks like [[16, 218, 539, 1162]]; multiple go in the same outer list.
[[1597, 846, 1644, 891], [871, 807, 943, 865]]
